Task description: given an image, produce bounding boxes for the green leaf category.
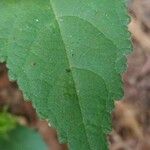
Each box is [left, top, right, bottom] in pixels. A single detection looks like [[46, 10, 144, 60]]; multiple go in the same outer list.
[[0, 0, 131, 149], [0, 111, 17, 136], [0, 125, 48, 150]]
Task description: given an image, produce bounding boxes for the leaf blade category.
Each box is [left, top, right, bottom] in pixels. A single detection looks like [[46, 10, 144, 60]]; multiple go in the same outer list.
[[0, 0, 131, 149]]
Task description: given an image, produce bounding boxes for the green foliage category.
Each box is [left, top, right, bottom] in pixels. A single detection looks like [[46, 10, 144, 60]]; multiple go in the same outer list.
[[0, 125, 48, 150], [0, 111, 17, 136], [0, 0, 131, 149]]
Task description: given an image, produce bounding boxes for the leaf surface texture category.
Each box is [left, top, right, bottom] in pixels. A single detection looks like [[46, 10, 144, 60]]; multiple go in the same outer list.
[[0, 0, 131, 149]]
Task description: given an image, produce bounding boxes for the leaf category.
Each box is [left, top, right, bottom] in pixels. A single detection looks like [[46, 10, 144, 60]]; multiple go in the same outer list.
[[0, 0, 131, 149], [0, 111, 17, 136], [0, 125, 48, 150]]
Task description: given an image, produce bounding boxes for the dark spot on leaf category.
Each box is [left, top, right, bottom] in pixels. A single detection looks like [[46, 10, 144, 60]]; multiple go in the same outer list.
[[31, 62, 36, 66], [65, 68, 71, 73]]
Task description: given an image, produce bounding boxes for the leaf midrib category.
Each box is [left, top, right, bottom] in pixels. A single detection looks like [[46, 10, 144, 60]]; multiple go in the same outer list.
[[49, 0, 92, 149]]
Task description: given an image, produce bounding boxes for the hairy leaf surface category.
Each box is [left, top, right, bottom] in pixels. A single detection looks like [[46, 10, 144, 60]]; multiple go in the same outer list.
[[0, 0, 131, 149]]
